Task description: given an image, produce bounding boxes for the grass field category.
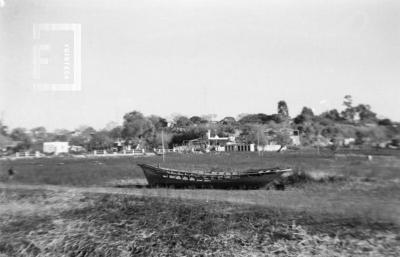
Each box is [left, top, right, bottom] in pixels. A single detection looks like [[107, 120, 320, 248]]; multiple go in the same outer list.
[[0, 152, 400, 256], [1, 152, 400, 186]]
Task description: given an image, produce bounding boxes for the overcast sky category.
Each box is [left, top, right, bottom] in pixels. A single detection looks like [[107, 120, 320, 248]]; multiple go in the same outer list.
[[1, 0, 399, 130]]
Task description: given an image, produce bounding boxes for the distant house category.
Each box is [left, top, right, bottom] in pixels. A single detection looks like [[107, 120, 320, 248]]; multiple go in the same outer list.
[[225, 143, 255, 152], [112, 139, 124, 152], [343, 138, 355, 146], [173, 130, 237, 153], [257, 144, 286, 152], [43, 142, 69, 155], [111, 139, 142, 152], [290, 130, 301, 146], [207, 130, 231, 148], [70, 145, 86, 153]]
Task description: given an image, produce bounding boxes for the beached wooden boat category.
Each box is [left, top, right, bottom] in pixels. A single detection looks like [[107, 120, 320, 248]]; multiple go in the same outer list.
[[137, 163, 291, 189]]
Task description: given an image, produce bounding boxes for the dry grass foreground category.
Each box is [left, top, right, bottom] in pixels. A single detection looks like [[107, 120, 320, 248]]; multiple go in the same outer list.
[[0, 188, 399, 257]]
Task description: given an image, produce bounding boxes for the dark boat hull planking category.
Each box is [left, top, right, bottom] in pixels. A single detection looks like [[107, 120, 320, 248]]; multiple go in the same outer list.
[[138, 163, 290, 189]]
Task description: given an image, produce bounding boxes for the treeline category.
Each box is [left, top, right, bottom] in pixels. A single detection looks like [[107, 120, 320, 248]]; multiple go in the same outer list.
[[292, 96, 399, 147], [0, 95, 399, 152]]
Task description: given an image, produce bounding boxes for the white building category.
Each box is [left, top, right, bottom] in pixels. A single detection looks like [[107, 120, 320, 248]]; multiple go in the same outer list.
[[290, 130, 301, 146], [43, 142, 69, 155], [257, 144, 287, 152]]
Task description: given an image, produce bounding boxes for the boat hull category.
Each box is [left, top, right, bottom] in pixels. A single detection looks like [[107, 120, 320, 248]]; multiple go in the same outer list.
[[138, 163, 288, 189]]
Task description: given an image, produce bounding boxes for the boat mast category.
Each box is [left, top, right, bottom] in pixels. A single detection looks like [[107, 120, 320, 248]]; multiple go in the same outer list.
[[162, 129, 165, 162], [257, 129, 260, 157]]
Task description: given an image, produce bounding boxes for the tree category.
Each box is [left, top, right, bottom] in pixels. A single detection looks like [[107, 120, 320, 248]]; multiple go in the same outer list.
[[278, 100, 289, 118], [10, 128, 28, 141], [29, 126, 48, 151], [301, 107, 314, 117], [220, 116, 236, 125], [148, 115, 168, 131], [122, 111, 155, 145], [31, 126, 47, 142], [294, 107, 314, 124], [219, 117, 237, 134], [10, 128, 32, 150], [343, 95, 353, 109], [0, 133, 14, 150], [239, 125, 268, 145], [269, 114, 283, 123], [69, 135, 87, 147], [108, 126, 122, 140], [238, 113, 281, 124], [274, 130, 293, 152], [238, 114, 262, 124], [0, 121, 8, 136], [89, 131, 114, 150], [69, 126, 96, 148], [341, 96, 377, 123], [320, 109, 342, 122], [355, 104, 377, 122], [174, 115, 193, 128], [378, 119, 392, 126], [149, 131, 173, 148], [80, 127, 96, 137], [190, 116, 207, 125], [53, 129, 73, 141], [170, 125, 208, 146], [341, 95, 356, 122]]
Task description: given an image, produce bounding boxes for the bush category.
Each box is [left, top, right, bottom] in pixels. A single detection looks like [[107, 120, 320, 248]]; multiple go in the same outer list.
[[280, 170, 346, 186]]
